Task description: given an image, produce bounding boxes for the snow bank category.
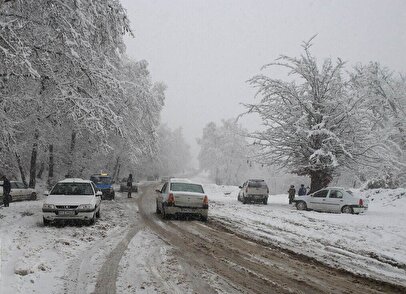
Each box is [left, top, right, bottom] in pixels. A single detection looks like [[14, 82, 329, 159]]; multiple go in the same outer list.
[[203, 183, 406, 287]]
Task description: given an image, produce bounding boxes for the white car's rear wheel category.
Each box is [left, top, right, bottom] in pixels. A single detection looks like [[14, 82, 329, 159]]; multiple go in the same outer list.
[[342, 206, 353, 214], [156, 201, 161, 214], [162, 206, 170, 219]]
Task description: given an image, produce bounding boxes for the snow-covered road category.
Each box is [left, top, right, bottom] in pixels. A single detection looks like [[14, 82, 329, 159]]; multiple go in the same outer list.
[[204, 183, 406, 287], [1, 182, 405, 293]]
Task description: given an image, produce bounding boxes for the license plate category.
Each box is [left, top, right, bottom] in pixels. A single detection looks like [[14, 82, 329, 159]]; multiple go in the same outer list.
[[59, 210, 75, 215], [181, 208, 195, 213]]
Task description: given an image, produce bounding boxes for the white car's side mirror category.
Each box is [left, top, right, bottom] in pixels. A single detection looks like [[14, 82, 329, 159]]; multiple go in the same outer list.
[[44, 191, 49, 196], [96, 191, 103, 197]]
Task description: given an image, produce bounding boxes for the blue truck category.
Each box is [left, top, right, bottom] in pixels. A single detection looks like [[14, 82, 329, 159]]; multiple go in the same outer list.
[[90, 173, 115, 200]]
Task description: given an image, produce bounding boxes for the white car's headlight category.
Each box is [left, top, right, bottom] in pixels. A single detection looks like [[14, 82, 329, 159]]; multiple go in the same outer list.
[[43, 203, 55, 209], [78, 204, 93, 210]]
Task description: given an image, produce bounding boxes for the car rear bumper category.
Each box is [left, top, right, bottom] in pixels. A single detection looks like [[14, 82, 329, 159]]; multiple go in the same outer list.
[[245, 194, 268, 201], [165, 205, 208, 217], [101, 189, 115, 199], [120, 186, 138, 192], [352, 206, 367, 213]]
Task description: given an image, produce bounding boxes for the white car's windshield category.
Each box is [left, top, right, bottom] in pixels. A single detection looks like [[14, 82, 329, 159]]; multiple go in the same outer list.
[[170, 183, 204, 193], [51, 183, 94, 195]]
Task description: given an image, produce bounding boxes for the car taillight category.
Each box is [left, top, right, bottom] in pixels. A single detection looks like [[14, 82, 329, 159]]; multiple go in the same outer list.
[[246, 187, 248, 193], [168, 193, 175, 206], [359, 199, 363, 206], [203, 195, 208, 204], [203, 195, 208, 208]]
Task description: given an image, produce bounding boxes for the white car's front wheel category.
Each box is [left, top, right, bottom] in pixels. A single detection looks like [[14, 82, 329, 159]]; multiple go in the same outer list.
[[88, 213, 96, 225], [43, 217, 51, 226], [296, 201, 307, 211]]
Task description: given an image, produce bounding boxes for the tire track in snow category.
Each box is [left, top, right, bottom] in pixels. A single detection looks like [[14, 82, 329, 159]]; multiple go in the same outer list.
[[92, 199, 143, 294]]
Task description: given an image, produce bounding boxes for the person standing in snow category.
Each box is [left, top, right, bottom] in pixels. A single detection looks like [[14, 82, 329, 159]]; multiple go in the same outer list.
[[288, 185, 296, 204], [127, 174, 133, 198], [298, 184, 307, 196], [1, 175, 11, 207]]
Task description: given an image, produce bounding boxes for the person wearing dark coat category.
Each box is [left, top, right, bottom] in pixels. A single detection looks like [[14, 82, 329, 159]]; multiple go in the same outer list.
[[288, 185, 296, 204], [298, 184, 307, 196], [1, 175, 11, 207], [127, 174, 133, 198]]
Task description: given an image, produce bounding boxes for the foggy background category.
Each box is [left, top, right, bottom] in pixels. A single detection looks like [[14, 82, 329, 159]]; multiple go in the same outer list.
[[121, 0, 406, 167]]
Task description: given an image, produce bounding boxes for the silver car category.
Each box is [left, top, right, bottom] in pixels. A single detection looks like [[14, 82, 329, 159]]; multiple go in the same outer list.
[[155, 178, 208, 221], [42, 178, 102, 225], [292, 187, 368, 214], [0, 181, 37, 202], [238, 179, 269, 205]]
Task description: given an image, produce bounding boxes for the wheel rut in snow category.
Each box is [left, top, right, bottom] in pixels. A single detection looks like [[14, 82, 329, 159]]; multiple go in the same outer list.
[[138, 183, 406, 294], [92, 199, 143, 294]]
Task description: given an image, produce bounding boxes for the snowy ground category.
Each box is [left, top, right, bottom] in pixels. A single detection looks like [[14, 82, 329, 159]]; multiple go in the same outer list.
[[201, 182, 406, 287], [116, 229, 194, 294], [0, 192, 144, 294], [1, 180, 405, 293]]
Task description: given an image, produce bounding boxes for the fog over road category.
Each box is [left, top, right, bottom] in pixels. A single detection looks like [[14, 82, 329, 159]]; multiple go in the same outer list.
[[89, 183, 404, 293]]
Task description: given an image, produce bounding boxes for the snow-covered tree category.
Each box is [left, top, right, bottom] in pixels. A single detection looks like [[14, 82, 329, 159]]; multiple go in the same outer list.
[[244, 38, 376, 192], [348, 62, 406, 188], [0, 1, 166, 186], [198, 119, 249, 185]]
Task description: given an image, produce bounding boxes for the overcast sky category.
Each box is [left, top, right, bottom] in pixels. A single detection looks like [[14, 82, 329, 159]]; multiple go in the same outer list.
[[120, 0, 406, 166]]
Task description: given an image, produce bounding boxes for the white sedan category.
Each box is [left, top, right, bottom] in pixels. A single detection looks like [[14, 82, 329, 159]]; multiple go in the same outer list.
[[42, 178, 102, 225], [292, 187, 368, 214], [0, 181, 37, 202], [156, 178, 209, 221]]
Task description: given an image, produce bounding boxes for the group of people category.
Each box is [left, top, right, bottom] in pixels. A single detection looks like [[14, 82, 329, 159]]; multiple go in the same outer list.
[[1, 175, 11, 207], [287, 184, 308, 204]]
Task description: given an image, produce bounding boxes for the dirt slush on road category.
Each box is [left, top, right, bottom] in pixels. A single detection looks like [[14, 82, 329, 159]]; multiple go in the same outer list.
[[90, 183, 405, 294]]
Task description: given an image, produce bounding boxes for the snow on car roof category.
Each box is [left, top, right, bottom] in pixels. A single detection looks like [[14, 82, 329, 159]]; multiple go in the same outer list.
[[59, 178, 91, 183]]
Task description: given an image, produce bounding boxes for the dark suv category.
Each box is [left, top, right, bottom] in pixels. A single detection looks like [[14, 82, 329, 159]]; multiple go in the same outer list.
[[90, 173, 115, 200]]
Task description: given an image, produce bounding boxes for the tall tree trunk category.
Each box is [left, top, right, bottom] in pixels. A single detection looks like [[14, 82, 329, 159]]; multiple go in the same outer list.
[[112, 156, 120, 181], [116, 164, 121, 181], [309, 171, 332, 194], [29, 130, 39, 188], [67, 130, 77, 177], [47, 144, 54, 188], [37, 162, 45, 179], [15, 151, 28, 186]]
